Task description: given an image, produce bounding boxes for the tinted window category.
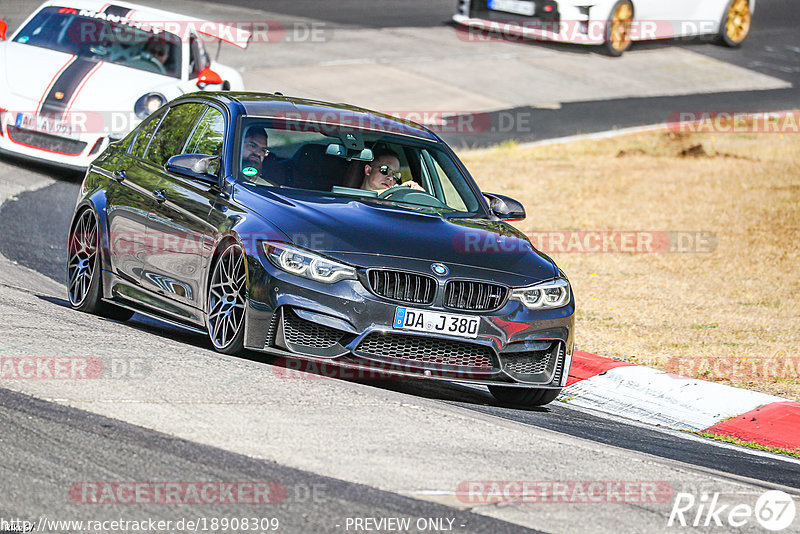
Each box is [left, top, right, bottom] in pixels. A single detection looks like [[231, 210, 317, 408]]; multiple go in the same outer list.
[[184, 107, 225, 157], [130, 108, 167, 159], [144, 103, 205, 167], [236, 119, 483, 214], [13, 7, 181, 78]]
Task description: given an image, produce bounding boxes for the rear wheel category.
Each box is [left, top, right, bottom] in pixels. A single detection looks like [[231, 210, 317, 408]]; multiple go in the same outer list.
[[602, 0, 634, 57], [489, 385, 561, 407], [206, 242, 247, 355], [66, 209, 133, 321], [718, 0, 751, 47]]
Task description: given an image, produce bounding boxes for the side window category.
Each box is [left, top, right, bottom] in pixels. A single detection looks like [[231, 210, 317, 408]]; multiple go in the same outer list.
[[144, 103, 205, 168], [189, 35, 210, 79], [184, 107, 225, 157], [130, 108, 167, 159]]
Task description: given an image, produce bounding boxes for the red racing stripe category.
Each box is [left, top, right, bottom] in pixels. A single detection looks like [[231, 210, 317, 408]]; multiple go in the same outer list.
[[39, 57, 100, 119], [63, 61, 104, 117], [36, 55, 76, 115]]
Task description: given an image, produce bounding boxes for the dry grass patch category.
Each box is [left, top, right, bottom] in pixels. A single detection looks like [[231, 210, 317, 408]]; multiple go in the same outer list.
[[460, 128, 800, 399]]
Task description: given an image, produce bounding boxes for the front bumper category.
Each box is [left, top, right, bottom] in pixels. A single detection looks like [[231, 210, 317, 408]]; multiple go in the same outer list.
[[453, 1, 608, 46], [0, 112, 110, 170], [243, 258, 575, 388]]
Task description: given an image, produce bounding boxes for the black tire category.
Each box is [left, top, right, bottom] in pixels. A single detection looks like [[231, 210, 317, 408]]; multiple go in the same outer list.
[[206, 241, 247, 355], [718, 0, 751, 48], [489, 385, 561, 407], [66, 209, 134, 321], [602, 0, 634, 57]]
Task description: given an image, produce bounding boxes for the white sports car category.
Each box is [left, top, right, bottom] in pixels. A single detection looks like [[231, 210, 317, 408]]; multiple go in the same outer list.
[[453, 0, 754, 56], [0, 0, 251, 170]]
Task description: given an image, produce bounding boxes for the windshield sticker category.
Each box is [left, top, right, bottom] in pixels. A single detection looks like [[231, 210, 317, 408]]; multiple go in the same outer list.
[[242, 167, 258, 177]]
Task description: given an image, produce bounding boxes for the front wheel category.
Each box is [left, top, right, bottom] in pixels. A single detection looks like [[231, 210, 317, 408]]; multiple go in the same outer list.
[[67, 209, 133, 321], [489, 386, 561, 407], [602, 0, 634, 57], [718, 0, 751, 47], [206, 242, 247, 355]]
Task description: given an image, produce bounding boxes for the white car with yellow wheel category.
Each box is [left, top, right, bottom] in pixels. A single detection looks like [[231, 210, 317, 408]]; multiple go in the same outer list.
[[453, 0, 755, 56]]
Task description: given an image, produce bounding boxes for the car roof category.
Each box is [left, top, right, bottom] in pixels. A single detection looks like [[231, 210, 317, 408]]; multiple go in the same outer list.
[[204, 92, 440, 142]]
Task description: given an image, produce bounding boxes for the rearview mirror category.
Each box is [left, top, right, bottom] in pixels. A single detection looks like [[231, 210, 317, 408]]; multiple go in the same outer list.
[[165, 154, 219, 184], [325, 143, 373, 161], [484, 192, 526, 221]]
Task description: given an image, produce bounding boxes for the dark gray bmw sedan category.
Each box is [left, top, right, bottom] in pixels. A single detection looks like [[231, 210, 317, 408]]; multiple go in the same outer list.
[[68, 92, 575, 406]]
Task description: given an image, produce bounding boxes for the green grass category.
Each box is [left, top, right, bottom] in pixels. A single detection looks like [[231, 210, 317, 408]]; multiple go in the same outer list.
[[691, 431, 800, 459]]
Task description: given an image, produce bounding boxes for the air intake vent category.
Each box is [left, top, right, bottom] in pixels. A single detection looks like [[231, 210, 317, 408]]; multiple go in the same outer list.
[[356, 333, 494, 370]]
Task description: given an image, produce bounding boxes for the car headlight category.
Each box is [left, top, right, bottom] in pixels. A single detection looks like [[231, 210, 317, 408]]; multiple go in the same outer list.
[[510, 278, 571, 309], [134, 92, 167, 119], [263, 242, 357, 284]]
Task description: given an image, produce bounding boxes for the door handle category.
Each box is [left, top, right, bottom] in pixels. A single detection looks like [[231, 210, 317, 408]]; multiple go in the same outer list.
[[153, 188, 167, 203], [112, 169, 126, 182]]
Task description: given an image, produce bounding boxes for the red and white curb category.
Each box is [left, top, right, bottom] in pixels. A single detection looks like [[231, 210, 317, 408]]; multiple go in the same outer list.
[[559, 351, 800, 452]]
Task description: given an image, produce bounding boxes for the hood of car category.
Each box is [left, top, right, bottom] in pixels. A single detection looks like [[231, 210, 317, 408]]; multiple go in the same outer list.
[[248, 188, 558, 285], [2, 43, 174, 114]]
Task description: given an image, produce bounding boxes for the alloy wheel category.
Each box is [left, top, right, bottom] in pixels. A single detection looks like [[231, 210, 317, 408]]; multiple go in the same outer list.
[[67, 209, 98, 307], [725, 0, 751, 44], [207, 243, 247, 350], [608, 2, 633, 54]]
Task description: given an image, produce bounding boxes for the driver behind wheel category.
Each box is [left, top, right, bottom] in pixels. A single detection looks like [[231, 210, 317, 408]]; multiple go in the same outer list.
[[360, 148, 423, 193], [139, 38, 171, 75]]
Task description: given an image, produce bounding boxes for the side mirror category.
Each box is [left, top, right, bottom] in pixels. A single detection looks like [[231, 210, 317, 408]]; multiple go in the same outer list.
[[196, 67, 223, 89], [484, 192, 526, 221], [0, 20, 7, 41], [165, 154, 219, 184]]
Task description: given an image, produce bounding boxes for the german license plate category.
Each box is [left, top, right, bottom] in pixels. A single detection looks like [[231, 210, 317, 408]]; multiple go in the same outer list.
[[15, 112, 76, 137], [393, 307, 479, 339], [488, 0, 536, 16]]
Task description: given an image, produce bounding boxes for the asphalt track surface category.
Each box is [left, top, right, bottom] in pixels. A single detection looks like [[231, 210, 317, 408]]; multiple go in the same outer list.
[[0, 387, 538, 533], [2, 181, 800, 493]]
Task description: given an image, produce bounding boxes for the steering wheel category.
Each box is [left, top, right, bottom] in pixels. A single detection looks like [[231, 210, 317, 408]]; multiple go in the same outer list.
[[377, 185, 447, 208], [141, 52, 167, 75]]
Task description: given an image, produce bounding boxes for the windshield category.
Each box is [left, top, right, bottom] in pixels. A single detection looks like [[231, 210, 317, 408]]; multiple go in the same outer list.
[[13, 6, 182, 78], [235, 119, 483, 215]]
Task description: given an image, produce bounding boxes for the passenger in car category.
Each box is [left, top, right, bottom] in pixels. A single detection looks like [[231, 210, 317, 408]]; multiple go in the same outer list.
[[359, 148, 424, 193]]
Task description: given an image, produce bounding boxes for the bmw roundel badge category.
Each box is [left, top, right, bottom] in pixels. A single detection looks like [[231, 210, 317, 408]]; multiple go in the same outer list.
[[431, 263, 449, 276]]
